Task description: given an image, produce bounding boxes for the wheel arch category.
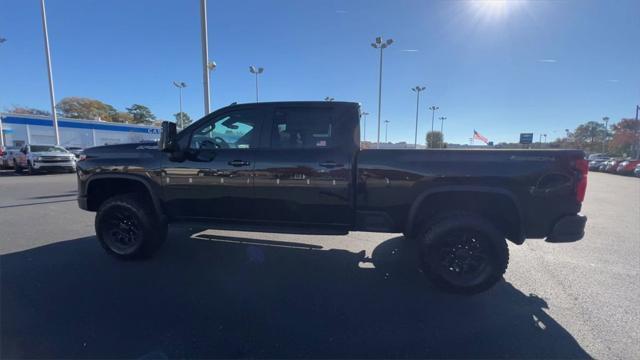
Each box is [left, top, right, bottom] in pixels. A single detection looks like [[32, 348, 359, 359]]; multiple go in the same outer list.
[[85, 174, 164, 219], [405, 186, 525, 244]]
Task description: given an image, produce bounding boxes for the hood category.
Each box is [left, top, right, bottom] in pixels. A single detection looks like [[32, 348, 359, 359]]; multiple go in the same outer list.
[[83, 142, 159, 159]]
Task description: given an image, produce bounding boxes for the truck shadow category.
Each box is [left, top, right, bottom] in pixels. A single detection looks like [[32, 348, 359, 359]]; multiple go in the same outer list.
[[1, 230, 590, 359]]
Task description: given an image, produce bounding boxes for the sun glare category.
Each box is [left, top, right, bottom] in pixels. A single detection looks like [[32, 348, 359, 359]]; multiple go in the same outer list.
[[470, 0, 522, 19]]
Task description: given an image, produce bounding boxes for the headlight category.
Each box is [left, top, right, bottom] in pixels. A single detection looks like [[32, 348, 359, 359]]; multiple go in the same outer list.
[[36, 156, 43, 161]]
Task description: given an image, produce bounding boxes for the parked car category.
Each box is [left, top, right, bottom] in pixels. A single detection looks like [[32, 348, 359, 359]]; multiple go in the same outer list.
[[77, 101, 588, 295], [634, 164, 640, 177], [616, 160, 640, 175], [604, 159, 622, 173], [14, 144, 77, 174], [1, 146, 20, 169], [589, 158, 610, 171], [65, 146, 84, 159]]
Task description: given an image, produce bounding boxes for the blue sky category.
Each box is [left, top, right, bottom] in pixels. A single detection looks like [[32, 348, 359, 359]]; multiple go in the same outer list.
[[1, 0, 638, 145]]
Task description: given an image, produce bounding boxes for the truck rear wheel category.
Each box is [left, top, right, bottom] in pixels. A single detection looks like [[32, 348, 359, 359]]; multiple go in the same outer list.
[[95, 193, 167, 260], [419, 214, 509, 294]]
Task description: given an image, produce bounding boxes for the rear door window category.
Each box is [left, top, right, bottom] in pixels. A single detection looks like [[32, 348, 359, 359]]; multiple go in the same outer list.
[[270, 108, 337, 149]]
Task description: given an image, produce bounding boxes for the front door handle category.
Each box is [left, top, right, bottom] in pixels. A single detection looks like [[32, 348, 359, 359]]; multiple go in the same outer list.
[[319, 161, 342, 168], [228, 160, 250, 167]]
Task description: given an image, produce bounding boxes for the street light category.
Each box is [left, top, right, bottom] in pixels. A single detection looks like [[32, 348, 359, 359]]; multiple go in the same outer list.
[[428, 106, 439, 134], [371, 36, 394, 149], [39, 0, 60, 145], [411, 86, 426, 149], [361, 111, 370, 142], [173, 81, 187, 130], [384, 119, 390, 143], [324, 97, 335, 102], [439, 116, 447, 148], [249, 66, 264, 102], [602, 116, 610, 153]]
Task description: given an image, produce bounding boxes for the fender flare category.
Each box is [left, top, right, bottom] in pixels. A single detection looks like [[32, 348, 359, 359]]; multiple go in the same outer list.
[[85, 173, 165, 219], [405, 185, 525, 242]]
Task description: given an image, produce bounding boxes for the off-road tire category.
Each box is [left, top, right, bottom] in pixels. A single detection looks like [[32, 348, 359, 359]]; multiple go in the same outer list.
[[419, 214, 509, 294], [95, 193, 167, 260]]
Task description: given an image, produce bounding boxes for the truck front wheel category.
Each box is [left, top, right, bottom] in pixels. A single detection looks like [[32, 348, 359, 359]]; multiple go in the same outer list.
[[419, 214, 509, 294], [95, 193, 167, 260]]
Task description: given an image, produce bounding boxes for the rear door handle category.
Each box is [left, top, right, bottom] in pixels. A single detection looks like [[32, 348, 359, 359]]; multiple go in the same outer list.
[[228, 160, 250, 167], [319, 161, 342, 168]]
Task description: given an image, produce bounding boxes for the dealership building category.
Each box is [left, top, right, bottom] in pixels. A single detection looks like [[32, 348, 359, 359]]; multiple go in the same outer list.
[[0, 113, 161, 148]]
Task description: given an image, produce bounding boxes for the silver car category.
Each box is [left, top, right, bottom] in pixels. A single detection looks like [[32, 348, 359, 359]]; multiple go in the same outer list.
[[13, 144, 77, 174]]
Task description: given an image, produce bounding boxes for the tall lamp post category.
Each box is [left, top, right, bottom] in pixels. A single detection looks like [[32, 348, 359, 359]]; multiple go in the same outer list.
[[411, 86, 426, 149], [361, 111, 369, 142], [249, 66, 264, 102], [200, 0, 211, 115], [371, 36, 393, 149], [173, 81, 187, 130], [39, 0, 60, 145], [384, 120, 390, 143], [439, 116, 447, 148], [602, 116, 609, 153], [428, 106, 439, 134]]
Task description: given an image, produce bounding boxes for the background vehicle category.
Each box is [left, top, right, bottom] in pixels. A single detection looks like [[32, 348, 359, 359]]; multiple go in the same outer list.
[[14, 144, 77, 174], [634, 164, 640, 177], [65, 146, 84, 159], [77, 101, 588, 294], [1, 146, 20, 169], [616, 160, 640, 175], [589, 158, 610, 171], [604, 159, 622, 173]]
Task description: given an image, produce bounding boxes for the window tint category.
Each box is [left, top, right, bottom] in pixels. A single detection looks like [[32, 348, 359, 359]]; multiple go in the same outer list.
[[190, 111, 257, 150], [271, 108, 335, 149]]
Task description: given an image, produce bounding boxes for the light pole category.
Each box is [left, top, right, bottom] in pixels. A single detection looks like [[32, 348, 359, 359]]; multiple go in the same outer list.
[[39, 0, 60, 145], [200, 0, 211, 115], [361, 111, 369, 142], [384, 120, 390, 143], [371, 36, 393, 149], [602, 116, 609, 153], [173, 82, 187, 130], [428, 106, 439, 134], [411, 86, 426, 149], [249, 66, 264, 102], [439, 116, 447, 148], [324, 97, 335, 102]]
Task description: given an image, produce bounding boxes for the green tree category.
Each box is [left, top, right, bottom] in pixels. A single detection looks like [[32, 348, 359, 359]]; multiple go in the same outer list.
[[110, 111, 134, 123], [173, 111, 192, 128], [57, 97, 117, 120], [126, 104, 156, 124], [426, 131, 444, 148], [573, 121, 606, 152], [6, 105, 50, 116]]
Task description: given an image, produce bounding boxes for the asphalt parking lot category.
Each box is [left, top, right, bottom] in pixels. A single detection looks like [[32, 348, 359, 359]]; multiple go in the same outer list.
[[1, 170, 638, 359]]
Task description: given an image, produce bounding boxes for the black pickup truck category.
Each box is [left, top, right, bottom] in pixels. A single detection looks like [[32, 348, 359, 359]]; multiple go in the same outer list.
[[77, 101, 588, 293]]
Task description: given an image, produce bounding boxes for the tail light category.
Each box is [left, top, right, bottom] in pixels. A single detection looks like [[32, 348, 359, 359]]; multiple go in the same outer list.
[[575, 158, 588, 203]]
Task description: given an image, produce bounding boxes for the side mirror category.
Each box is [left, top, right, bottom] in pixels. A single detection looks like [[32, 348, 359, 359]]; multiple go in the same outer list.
[[159, 121, 177, 152]]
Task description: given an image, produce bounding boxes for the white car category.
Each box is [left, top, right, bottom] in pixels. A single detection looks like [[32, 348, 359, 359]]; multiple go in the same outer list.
[[14, 144, 77, 174]]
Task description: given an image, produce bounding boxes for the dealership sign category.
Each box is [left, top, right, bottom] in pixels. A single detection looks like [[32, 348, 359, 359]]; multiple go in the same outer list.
[[519, 133, 534, 144]]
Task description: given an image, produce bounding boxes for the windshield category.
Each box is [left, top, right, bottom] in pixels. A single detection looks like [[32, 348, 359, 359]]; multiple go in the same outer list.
[[30, 145, 69, 153]]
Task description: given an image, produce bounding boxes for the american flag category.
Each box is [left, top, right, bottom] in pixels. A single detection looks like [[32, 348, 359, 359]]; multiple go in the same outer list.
[[473, 130, 489, 144]]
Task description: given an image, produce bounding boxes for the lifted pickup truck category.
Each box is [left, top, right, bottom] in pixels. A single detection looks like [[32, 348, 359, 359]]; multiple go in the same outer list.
[[77, 101, 588, 294]]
